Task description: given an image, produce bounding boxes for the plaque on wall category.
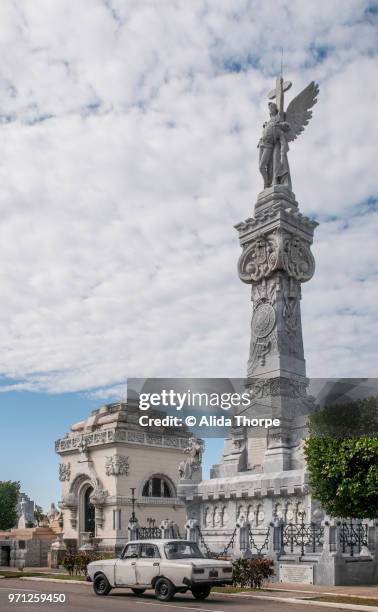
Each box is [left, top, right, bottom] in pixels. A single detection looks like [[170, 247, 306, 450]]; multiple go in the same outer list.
[[279, 564, 314, 584]]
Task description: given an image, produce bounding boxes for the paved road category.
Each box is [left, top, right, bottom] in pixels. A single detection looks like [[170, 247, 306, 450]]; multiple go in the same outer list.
[[0, 579, 349, 611]]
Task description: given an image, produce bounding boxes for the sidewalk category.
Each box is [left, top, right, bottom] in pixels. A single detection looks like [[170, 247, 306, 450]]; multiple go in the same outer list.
[[0, 566, 66, 574], [268, 583, 378, 598]]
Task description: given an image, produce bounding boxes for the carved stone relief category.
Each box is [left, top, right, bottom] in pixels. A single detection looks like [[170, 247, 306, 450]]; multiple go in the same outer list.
[[238, 229, 315, 285], [59, 463, 71, 482], [105, 455, 129, 476], [248, 377, 308, 400], [273, 497, 305, 524]]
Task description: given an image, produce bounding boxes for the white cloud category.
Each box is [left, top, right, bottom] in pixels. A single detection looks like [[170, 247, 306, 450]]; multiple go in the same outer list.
[[0, 0, 377, 395]]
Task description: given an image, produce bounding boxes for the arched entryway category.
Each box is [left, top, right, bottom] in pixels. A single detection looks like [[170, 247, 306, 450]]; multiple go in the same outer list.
[[79, 484, 95, 537], [84, 486, 95, 535]]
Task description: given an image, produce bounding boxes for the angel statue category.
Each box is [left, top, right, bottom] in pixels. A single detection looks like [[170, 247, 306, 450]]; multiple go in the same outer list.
[[178, 437, 204, 480], [258, 77, 319, 190]]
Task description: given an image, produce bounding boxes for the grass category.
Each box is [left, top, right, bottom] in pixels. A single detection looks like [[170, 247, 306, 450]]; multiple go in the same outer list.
[[312, 595, 378, 607], [0, 571, 86, 581], [212, 585, 261, 593], [213, 587, 378, 606]]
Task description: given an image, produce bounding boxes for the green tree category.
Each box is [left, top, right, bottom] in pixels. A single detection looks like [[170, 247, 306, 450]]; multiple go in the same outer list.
[[304, 397, 378, 519], [0, 481, 21, 530]]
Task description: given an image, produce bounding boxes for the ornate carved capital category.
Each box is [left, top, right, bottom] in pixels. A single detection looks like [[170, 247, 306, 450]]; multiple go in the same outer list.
[[238, 230, 315, 284]]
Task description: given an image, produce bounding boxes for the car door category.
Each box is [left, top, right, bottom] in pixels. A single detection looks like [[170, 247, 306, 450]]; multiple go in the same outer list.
[[115, 543, 139, 586], [135, 544, 161, 586]]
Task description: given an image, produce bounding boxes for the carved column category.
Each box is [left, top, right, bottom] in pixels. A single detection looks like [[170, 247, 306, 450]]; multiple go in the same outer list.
[[235, 187, 317, 472]]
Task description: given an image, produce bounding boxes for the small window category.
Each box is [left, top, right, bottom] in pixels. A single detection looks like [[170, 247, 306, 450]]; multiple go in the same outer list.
[[142, 476, 173, 498], [122, 543, 139, 559], [139, 544, 160, 559]]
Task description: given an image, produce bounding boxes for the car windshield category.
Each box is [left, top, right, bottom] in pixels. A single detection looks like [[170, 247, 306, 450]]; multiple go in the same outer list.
[[164, 541, 204, 560]]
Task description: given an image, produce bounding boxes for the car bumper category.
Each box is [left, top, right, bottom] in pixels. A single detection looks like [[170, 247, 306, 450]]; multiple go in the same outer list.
[[184, 578, 233, 588]]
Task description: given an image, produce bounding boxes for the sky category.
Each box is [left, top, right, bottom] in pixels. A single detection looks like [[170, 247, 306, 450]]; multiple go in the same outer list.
[[0, 0, 377, 510]]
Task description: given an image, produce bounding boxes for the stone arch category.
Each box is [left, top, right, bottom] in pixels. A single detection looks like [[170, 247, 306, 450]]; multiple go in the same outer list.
[[274, 502, 283, 520], [82, 484, 95, 535], [69, 473, 92, 498], [256, 503, 265, 526], [204, 506, 211, 527], [247, 504, 255, 524], [285, 501, 294, 524], [140, 473, 176, 498], [295, 500, 305, 522], [221, 506, 228, 527], [213, 506, 222, 528], [237, 504, 245, 520]]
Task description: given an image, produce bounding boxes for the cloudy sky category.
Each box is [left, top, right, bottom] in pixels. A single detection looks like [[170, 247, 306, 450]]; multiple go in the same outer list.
[[0, 0, 377, 510], [0, 0, 377, 397]]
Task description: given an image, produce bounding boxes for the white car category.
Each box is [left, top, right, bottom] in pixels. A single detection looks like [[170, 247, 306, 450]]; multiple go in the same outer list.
[[87, 539, 233, 602]]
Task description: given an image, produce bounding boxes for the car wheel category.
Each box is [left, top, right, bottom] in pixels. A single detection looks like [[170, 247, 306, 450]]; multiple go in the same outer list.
[[155, 577, 175, 602], [131, 588, 146, 596], [192, 585, 211, 600], [93, 574, 111, 596]]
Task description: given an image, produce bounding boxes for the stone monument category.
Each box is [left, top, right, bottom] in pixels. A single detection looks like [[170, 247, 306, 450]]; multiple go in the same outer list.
[[178, 75, 322, 548], [17, 493, 36, 528]]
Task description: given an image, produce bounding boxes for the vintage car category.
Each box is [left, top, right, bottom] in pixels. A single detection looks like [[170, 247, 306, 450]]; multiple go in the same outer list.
[[87, 539, 233, 601]]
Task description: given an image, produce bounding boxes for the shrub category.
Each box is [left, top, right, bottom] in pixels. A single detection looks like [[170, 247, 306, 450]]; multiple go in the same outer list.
[[62, 551, 113, 575], [61, 553, 76, 576], [304, 397, 378, 519], [232, 557, 274, 589]]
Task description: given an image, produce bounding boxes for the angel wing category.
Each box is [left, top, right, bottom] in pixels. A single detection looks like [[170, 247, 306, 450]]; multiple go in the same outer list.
[[285, 81, 319, 143]]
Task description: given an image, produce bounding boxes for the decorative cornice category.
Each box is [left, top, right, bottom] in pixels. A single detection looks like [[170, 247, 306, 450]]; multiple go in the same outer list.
[[235, 200, 318, 242], [103, 495, 184, 507], [55, 428, 190, 454]]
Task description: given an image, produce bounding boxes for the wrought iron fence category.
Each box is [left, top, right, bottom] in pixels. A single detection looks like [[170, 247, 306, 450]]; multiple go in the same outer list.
[[339, 520, 368, 557], [282, 512, 324, 556], [138, 526, 162, 539]]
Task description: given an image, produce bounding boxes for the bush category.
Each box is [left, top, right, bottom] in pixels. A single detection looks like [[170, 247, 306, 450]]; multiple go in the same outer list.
[[232, 557, 274, 589], [304, 397, 378, 519], [62, 552, 113, 575]]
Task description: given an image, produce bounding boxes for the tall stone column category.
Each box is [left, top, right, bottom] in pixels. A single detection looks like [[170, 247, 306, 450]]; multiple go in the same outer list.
[[235, 185, 317, 472]]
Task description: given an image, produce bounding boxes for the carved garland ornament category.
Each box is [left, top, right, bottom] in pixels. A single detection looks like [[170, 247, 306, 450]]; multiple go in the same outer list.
[[238, 232, 315, 284]]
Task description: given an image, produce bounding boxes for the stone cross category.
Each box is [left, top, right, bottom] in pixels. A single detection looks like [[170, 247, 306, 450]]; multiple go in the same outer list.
[[268, 76, 292, 119]]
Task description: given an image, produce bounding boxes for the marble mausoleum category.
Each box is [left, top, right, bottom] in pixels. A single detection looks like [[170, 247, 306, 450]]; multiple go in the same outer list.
[[55, 394, 192, 551]]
